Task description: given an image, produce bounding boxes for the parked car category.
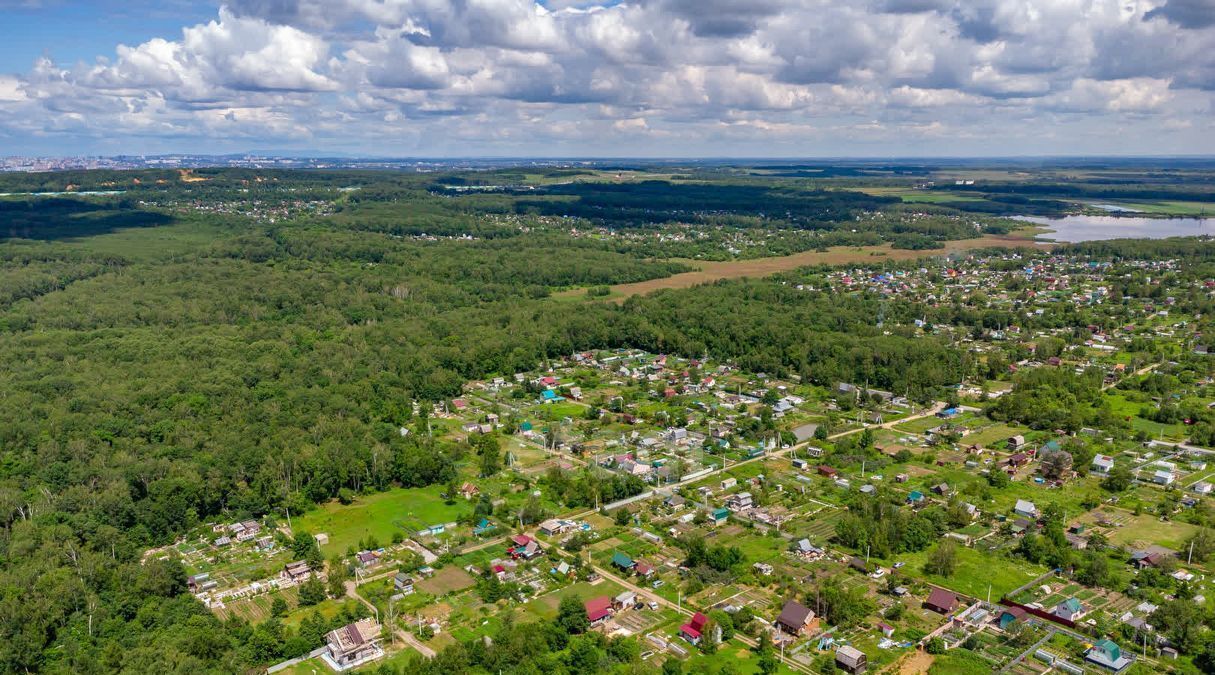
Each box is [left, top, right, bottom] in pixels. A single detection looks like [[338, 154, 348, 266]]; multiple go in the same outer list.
[[652, 579, 665, 588]]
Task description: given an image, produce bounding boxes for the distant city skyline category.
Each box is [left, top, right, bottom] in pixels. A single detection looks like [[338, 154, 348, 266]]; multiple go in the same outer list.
[[1, 0, 1214, 157]]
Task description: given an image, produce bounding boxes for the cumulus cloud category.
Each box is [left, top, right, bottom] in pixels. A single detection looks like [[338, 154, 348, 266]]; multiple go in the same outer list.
[[1146, 0, 1215, 29], [5, 0, 1215, 154]]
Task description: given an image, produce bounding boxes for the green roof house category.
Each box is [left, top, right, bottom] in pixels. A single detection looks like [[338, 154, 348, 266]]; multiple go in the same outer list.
[[1086, 639, 1132, 671]]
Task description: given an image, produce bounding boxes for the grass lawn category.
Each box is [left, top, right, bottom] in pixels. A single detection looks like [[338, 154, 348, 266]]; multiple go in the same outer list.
[[927, 649, 998, 675], [682, 640, 803, 674], [1106, 512, 1199, 550], [1089, 200, 1215, 216], [989, 477, 1106, 520], [966, 423, 1031, 447], [417, 566, 477, 596], [892, 545, 1049, 600], [274, 657, 328, 675], [523, 580, 627, 621], [294, 486, 472, 555], [282, 597, 362, 630], [1104, 393, 1188, 441]]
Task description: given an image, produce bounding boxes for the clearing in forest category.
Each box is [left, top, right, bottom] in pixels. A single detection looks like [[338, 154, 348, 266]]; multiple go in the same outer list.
[[556, 235, 1051, 301]]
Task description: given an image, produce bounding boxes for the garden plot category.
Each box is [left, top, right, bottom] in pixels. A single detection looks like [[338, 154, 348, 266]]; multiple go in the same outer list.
[[416, 566, 476, 596]]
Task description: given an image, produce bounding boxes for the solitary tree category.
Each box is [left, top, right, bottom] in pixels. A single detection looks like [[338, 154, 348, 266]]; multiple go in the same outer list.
[[925, 540, 958, 577]]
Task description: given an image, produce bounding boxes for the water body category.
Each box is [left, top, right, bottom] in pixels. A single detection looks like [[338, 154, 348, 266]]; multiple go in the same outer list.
[[0, 190, 126, 197], [1016, 215, 1215, 242]]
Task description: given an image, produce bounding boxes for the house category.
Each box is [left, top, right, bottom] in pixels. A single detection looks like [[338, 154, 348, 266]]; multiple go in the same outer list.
[[1153, 469, 1175, 485], [1085, 639, 1132, 671], [1008, 452, 1030, 468], [356, 550, 380, 568], [835, 645, 868, 675], [726, 492, 753, 511], [1014, 500, 1038, 519], [585, 596, 614, 625], [664, 494, 687, 510], [907, 490, 925, 505], [754, 562, 774, 576], [849, 557, 869, 574], [1131, 550, 1170, 569], [924, 588, 958, 614], [635, 561, 656, 577], [1008, 435, 1026, 450], [877, 622, 895, 638], [1092, 455, 1115, 474], [459, 482, 480, 500], [1065, 533, 1089, 550], [283, 561, 312, 583], [611, 551, 636, 572], [509, 534, 543, 560], [711, 507, 730, 525], [680, 612, 709, 645], [614, 591, 637, 609], [932, 482, 951, 496], [795, 539, 823, 560], [1194, 481, 1213, 495], [1055, 598, 1085, 622], [775, 600, 816, 636], [817, 465, 838, 478], [234, 520, 261, 542], [323, 618, 384, 671], [394, 573, 414, 595], [998, 607, 1027, 630], [539, 519, 575, 537]]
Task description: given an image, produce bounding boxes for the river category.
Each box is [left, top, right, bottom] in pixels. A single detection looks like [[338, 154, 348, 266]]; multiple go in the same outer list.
[[1015, 215, 1215, 242]]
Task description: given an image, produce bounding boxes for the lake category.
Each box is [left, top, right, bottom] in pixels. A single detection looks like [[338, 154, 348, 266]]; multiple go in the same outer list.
[[0, 190, 126, 197], [1016, 215, 1215, 242]]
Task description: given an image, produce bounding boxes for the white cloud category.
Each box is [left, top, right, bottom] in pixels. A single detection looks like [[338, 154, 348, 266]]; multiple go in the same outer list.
[[5, 0, 1215, 154]]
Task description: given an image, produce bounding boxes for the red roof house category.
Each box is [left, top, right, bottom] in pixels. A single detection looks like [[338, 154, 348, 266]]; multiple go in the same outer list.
[[924, 588, 958, 614], [680, 612, 709, 644], [585, 596, 613, 624]]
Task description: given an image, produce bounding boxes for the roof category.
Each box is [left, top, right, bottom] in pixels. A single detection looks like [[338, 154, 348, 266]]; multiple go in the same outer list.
[[776, 600, 815, 629], [836, 645, 866, 666], [925, 587, 958, 611], [1060, 598, 1083, 612], [585, 596, 612, 622], [680, 612, 708, 638], [796, 538, 822, 553], [1015, 499, 1036, 513], [612, 551, 635, 568]]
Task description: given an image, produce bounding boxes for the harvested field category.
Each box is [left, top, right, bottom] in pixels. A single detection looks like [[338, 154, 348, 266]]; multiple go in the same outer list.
[[417, 566, 476, 596], [556, 235, 1051, 301]]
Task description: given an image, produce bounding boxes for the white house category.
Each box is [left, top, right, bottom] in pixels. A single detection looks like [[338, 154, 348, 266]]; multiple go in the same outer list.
[[1014, 500, 1038, 519], [1153, 470, 1175, 486], [1092, 455, 1115, 474], [1055, 598, 1086, 622]]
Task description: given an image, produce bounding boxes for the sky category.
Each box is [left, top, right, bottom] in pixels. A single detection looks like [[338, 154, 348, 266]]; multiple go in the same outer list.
[[1, 0, 1214, 157]]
